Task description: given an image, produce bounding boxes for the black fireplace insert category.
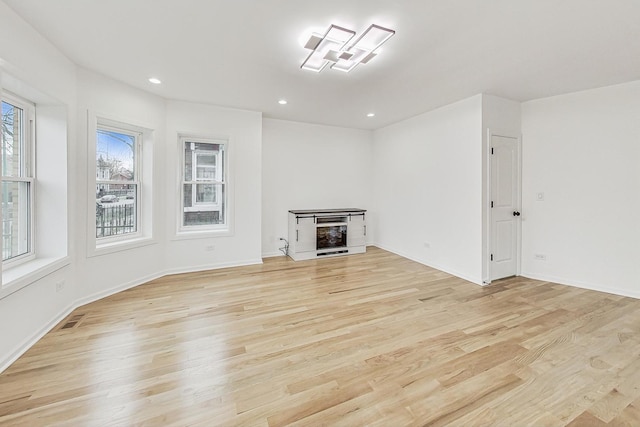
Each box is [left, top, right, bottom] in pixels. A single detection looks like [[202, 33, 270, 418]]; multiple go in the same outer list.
[[316, 224, 347, 250]]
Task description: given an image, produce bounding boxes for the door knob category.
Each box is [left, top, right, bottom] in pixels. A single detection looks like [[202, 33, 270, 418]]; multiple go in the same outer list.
[[513, 211, 521, 217]]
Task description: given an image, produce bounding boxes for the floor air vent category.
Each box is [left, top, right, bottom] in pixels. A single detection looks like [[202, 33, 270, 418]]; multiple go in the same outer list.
[[59, 314, 86, 330]]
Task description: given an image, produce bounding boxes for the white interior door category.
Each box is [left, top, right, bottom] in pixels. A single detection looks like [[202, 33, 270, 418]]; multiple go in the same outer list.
[[490, 134, 521, 280]]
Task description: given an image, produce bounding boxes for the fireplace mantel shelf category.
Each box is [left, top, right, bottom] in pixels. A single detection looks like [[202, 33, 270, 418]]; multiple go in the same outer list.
[[289, 208, 366, 215], [287, 209, 367, 261]]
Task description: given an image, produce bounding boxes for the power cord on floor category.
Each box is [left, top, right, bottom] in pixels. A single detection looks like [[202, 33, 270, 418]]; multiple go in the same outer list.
[[278, 238, 289, 257]]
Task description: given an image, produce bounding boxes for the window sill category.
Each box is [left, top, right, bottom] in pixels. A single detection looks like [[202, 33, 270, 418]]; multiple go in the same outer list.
[[90, 236, 158, 258], [1, 256, 70, 300], [172, 228, 233, 241]]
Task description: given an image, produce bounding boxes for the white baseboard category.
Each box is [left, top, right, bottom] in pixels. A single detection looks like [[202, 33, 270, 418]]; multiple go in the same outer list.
[[520, 271, 640, 300], [261, 251, 286, 258], [0, 302, 76, 374], [373, 242, 483, 286], [74, 272, 166, 309], [162, 258, 263, 276], [7, 251, 636, 374], [0, 257, 263, 374]]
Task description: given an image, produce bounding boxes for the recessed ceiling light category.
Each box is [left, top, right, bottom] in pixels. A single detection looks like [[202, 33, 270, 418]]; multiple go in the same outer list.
[[278, 99, 288, 105], [367, 113, 375, 117], [148, 77, 162, 84]]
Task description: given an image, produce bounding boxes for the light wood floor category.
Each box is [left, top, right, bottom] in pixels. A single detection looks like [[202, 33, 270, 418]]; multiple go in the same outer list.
[[1, 247, 640, 426]]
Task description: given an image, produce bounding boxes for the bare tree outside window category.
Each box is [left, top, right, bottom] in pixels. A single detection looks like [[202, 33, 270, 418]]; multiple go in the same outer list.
[[1, 98, 33, 262], [95, 126, 139, 238]]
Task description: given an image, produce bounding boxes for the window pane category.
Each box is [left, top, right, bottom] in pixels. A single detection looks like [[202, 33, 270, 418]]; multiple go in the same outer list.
[[195, 183, 216, 204], [184, 146, 193, 181], [198, 154, 216, 167], [2, 180, 30, 260], [183, 183, 193, 208], [194, 142, 220, 152], [184, 141, 222, 181], [183, 184, 225, 226], [196, 153, 216, 180], [182, 139, 225, 229], [1, 101, 24, 178], [97, 129, 135, 181], [96, 183, 137, 238]]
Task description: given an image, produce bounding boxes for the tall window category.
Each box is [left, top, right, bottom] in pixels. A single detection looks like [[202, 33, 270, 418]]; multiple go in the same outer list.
[[1, 94, 34, 263], [181, 137, 226, 230], [95, 124, 140, 239]]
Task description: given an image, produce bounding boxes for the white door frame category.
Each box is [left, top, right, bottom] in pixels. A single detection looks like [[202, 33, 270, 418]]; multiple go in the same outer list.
[[485, 129, 522, 284]]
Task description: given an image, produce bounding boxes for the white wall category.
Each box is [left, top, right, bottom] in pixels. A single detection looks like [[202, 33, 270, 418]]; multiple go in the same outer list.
[[521, 81, 640, 298], [75, 69, 167, 303], [262, 119, 372, 256], [165, 101, 263, 271], [0, 0, 77, 371], [372, 95, 484, 284], [0, 4, 75, 104]]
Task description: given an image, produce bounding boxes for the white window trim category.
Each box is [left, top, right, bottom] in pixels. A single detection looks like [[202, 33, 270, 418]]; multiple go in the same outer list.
[[177, 135, 231, 236], [1, 91, 36, 269], [0, 74, 69, 296], [87, 112, 155, 257]]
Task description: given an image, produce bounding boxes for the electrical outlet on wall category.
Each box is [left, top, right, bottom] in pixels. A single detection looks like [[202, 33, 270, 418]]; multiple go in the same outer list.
[[55, 281, 65, 292], [205, 245, 215, 252], [534, 253, 547, 261]]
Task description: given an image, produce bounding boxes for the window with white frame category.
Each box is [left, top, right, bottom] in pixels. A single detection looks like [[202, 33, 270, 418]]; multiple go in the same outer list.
[[1, 93, 34, 264], [95, 123, 141, 240], [180, 137, 227, 229]]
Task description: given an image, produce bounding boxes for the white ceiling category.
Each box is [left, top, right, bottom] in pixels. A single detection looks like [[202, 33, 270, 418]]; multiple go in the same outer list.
[[5, 0, 640, 129]]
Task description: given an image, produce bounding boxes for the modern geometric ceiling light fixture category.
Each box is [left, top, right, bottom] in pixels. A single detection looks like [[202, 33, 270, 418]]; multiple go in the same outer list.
[[301, 24, 395, 73], [301, 25, 355, 72]]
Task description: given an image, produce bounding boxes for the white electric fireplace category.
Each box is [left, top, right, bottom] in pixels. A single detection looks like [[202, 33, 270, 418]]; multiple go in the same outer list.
[[287, 209, 366, 261]]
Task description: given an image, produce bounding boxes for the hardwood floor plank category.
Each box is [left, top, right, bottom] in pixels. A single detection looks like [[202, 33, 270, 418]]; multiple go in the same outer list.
[[566, 411, 608, 426], [608, 397, 640, 426], [1, 247, 640, 426]]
